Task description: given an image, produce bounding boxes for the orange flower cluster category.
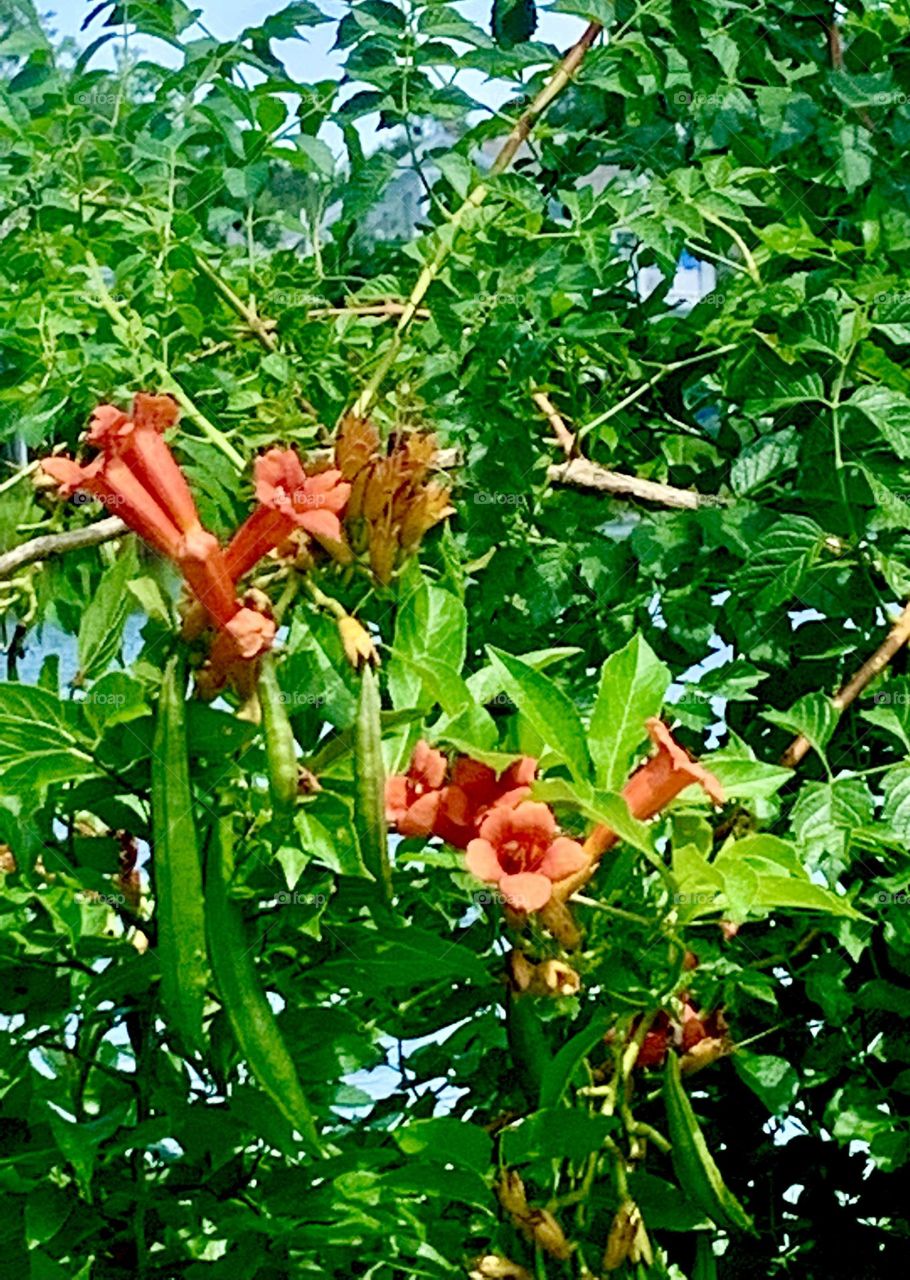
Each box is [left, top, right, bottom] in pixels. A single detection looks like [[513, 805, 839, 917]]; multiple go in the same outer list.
[[43, 395, 275, 666], [41, 394, 351, 689], [385, 743, 586, 911], [387, 722, 724, 915], [335, 416, 452, 583]]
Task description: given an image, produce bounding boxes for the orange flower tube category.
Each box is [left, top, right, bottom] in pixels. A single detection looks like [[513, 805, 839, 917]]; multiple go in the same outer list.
[[584, 718, 724, 857], [224, 450, 350, 581], [41, 395, 275, 662]]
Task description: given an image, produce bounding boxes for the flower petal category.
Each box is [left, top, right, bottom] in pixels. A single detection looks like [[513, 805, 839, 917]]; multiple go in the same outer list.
[[399, 789, 441, 837], [539, 836, 588, 880], [499, 872, 552, 912], [479, 800, 556, 847], [411, 740, 447, 790], [86, 404, 129, 447], [465, 838, 503, 883], [224, 607, 275, 659], [42, 456, 91, 496], [384, 775, 411, 823], [300, 508, 343, 543], [255, 448, 306, 509]]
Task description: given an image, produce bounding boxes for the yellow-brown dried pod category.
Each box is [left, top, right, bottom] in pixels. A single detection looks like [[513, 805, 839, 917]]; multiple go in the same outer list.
[[346, 467, 370, 524], [335, 414, 380, 479], [368, 515, 399, 584], [528, 1210, 573, 1260], [399, 481, 453, 551], [603, 1199, 639, 1271], [363, 458, 398, 522], [469, 1255, 532, 1280], [399, 429, 437, 482], [496, 1170, 529, 1218]]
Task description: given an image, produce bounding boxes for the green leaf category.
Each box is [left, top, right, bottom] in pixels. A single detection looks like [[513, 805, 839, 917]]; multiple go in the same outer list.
[[388, 579, 467, 711], [539, 1012, 612, 1108], [295, 794, 370, 879], [394, 1117, 492, 1173], [734, 1053, 799, 1115], [491, 0, 537, 49], [501, 1108, 616, 1165], [589, 635, 669, 790], [533, 777, 657, 856], [763, 692, 840, 767], [751, 876, 864, 919], [486, 646, 591, 783], [847, 386, 910, 459], [77, 543, 138, 679], [0, 685, 97, 792]]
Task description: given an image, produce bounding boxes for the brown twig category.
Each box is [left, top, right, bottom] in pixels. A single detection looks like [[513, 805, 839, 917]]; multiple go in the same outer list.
[[192, 252, 319, 419], [307, 303, 431, 320], [548, 457, 722, 511], [0, 516, 127, 580], [532, 389, 576, 456], [780, 600, 910, 767]]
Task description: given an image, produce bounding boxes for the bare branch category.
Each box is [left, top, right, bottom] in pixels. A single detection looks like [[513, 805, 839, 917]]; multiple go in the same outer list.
[[548, 457, 724, 511], [0, 516, 126, 580]]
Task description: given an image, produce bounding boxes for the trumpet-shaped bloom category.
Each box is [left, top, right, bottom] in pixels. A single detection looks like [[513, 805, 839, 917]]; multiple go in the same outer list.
[[624, 718, 724, 819], [434, 754, 536, 849], [41, 395, 274, 661], [385, 740, 448, 836], [225, 449, 351, 581], [585, 718, 724, 858], [384, 746, 538, 849], [465, 801, 586, 912]]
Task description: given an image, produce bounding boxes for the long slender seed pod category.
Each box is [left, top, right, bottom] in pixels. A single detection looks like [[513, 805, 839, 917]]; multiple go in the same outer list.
[[664, 1053, 754, 1234], [151, 652, 209, 1057], [354, 665, 391, 898], [205, 814, 323, 1153]]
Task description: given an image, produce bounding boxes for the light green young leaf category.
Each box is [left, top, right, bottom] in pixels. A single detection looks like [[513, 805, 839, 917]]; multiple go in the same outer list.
[[588, 635, 670, 791], [486, 647, 591, 783]]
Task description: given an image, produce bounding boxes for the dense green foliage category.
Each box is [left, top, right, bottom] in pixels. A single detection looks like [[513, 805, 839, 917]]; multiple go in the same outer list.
[[2, 0, 910, 1276]]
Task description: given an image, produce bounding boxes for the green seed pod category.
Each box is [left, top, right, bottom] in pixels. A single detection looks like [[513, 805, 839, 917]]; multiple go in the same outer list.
[[664, 1052, 755, 1234], [354, 665, 391, 898], [258, 652, 298, 824], [205, 814, 322, 1153], [151, 652, 209, 1057]]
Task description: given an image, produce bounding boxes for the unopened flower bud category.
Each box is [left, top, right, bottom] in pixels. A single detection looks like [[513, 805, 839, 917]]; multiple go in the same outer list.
[[469, 1255, 532, 1280], [338, 614, 379, 670]]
